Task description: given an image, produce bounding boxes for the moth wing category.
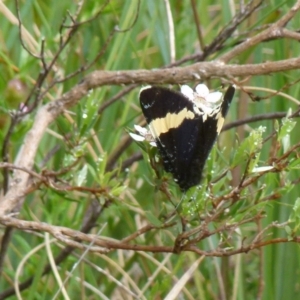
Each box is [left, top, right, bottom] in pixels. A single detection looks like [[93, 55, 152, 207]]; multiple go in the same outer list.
[[139, 85, 235, 191], [140, 87, 200, 189]]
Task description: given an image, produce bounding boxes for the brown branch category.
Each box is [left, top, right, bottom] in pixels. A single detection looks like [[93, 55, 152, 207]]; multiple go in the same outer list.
[[2, 56, 300, 215], [14, 0, 40, 59], [204, 0, 263, 58], [222, 111, 300, 132], [3, 0, 300, 217], [0, 162, 110, 196], [0, 215, 173, 253], [188, 236, 300, 256], [0, 198, 105, 299], [119, 152, 143, 173], [3, 1, 300, 297], [281, 28, 300, 41], [220, 0, 300, 62], [0, 215, 299, 256], [63, 0, 111, 27], [106, 134, 135, 171], [190, 0, 205, 51], [86, 58, 300, 85], [98, 84, 138, 114], [0, 163, 45, 180], [257, 218, 264, 300]]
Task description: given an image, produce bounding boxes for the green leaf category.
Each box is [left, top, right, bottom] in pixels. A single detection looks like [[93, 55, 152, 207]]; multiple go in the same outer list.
[[97, 153, 108, 179], [289, 197, 300, 223], [230, 201, 267, 223], [145, 211, 163, 226], [76, 164, 87, 186], [110, 185, 127, 197], [231, 126, 265, 171], [278, 117, 296, 152], [289, 158, 300, 169], [73, 143, 87, 158]]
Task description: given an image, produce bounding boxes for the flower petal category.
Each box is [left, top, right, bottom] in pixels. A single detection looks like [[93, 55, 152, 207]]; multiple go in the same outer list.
[[195, 84, 209, 98], [129, 132, 145, 142], [134, 124, 148, 135], [181, 85, 194, 100], [206, 91, 222, 103]]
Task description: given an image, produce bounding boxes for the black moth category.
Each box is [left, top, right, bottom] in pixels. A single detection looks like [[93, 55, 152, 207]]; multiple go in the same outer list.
[[139, 84, 235, 192]]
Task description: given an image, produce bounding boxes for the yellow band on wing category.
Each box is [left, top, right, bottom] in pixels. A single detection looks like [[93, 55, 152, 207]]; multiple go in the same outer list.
[[149, 108, 195, 137]]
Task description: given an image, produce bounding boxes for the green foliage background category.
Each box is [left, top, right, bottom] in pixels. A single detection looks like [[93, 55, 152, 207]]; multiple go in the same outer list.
[[1, 0, 300, 299]]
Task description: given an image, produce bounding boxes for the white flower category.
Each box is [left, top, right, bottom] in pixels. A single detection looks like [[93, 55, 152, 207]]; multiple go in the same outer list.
[[129, 125, 157, 147], [181, 83, 223, 114], [195, 84, 222, 103], [180, 85, 195, 101]]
